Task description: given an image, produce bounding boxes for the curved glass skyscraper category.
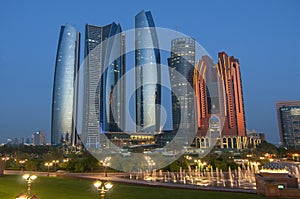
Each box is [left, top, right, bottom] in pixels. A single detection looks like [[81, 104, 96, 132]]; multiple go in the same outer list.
[[135, 10, 161, 132], [51, 25, 80, 146]]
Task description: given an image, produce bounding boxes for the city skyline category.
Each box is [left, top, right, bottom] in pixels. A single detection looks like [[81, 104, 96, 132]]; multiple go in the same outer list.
[[0, 1, 299, 144]]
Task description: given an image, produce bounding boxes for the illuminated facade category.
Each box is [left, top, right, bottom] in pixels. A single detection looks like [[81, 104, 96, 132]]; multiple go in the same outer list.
[[276, 101, 300, 148], [135, 10, 161, 132], [217, 52, 246, 136], [194, 52, 247, 149], [82, 23, 125, 149], [51, 25, 80, 146]]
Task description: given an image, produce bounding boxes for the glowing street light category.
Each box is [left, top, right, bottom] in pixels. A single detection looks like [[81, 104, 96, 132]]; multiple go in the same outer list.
[[15, 192, 28, 199], [184, 155, 192, 160], [52, 160, 59, 171], [44, 162, 53, 176], [22, 174, 37, 197], [93, 180, 113, 199], [1, 156, 10, 162], [1, 156, 9, 169], [19, 160, 27, 172]]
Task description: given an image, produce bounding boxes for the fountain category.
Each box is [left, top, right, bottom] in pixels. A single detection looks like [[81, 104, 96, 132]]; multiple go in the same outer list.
[[228, 166, 233, 187], [128, 163, 257, 190]]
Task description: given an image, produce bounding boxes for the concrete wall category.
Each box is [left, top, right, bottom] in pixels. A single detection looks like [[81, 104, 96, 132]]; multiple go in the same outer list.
[[279, 188, 300, 198]]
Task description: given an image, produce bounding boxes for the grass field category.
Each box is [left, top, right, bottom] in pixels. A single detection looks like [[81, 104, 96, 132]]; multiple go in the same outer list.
[[0, 175, 266, 199]]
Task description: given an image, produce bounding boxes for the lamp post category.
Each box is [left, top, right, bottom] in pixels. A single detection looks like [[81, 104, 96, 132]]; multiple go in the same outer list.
[[52, 160, 59, 171], [19, 160, 26, 172], [44, 162, 53, 176], [93, 180, 113, 199], [22, 174, 37, 197], [15, 192, 28, 199], [1, 156, 9, 169]]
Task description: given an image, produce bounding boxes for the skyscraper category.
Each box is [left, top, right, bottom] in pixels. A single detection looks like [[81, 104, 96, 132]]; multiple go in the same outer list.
[[276, 101, 300, 148], [168, 37, 196, 132], [51, 24, 80, 146], [194, 52, 247, 149], [217, 52, 246, 137], [135, 10, 161, 132], [194, 55, 224, 136], [82, 23, 125, 148]]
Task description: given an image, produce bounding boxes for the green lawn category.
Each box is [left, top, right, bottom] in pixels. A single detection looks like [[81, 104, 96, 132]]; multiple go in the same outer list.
[[0, 175, 266, 199]]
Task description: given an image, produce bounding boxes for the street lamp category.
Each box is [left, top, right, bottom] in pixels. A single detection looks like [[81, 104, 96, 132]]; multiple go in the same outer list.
[[44, 162, 53, 176], [19, 160, 26, 172], [22, 174, 37, 197], [93, 180, 113, 199], [2, 156, 10, 162], [52, 160, 59, 171], [184, 155, 192, 160], [1, 156, 9, 169], [16, 192, 28, 199]]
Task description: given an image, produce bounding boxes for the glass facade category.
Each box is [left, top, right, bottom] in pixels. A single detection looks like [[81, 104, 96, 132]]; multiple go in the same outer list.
[[277, 102, 300, 148], [168, 37, 195, 131], [135, 10, 161, 132], [51, 25, 80, 145], [82, 23, 125, 149]]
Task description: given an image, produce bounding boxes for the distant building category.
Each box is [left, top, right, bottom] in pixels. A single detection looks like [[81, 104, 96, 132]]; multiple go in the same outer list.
[[32, 131, 46, 146], [247, 129, 264, 147], [276, 101, 300, 148], [51, 24, 80, 146], [6, 137, 25, 146]]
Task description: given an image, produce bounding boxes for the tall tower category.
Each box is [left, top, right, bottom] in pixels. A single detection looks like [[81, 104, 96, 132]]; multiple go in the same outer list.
[[51, 24, 80, 146], [168, 37, 196, 132], [217, 52, 246, 136], [194, 55, 224, 137], [135, 10, 161, 132], [276, 101, 300, 148], [194, 52, 246, 149], [82, 23, 125, 149]]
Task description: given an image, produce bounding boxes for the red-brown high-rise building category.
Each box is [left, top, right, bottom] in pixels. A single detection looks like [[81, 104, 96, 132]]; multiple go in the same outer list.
[[194, 52, 246, 149], [217, 52, 246, 136]]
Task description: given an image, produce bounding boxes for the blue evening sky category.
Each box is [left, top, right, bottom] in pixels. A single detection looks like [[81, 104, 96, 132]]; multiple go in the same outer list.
[[0, 0, 299, 144]]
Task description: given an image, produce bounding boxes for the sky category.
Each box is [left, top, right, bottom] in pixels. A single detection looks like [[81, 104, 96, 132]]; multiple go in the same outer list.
[[0, 0, 299, 144]]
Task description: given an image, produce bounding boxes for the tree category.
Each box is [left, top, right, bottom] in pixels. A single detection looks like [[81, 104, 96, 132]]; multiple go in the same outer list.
[[25, 159, 38, 171]]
